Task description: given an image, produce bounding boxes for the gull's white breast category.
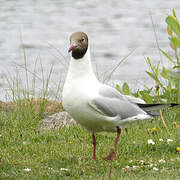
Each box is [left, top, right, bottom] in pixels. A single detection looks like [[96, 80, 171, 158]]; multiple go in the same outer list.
[[62, 76, 107, 131]]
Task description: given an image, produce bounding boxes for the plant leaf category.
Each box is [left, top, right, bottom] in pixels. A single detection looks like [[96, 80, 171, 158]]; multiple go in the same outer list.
[[122, 82, 130, 95], [170, 37, 180, 48], [159, 48, 176, 65], [146, 71, 166, 91], [161, 66, 168, 79], [167, 81, 172, 92], [170, 40, 176, 50], [139, 91, 153, 104], [167, 25, 173, 36], [167, 70, 180, 79], [146, 57, 155, 72], [172, 8, 177, 18], [166, 15, 180, 37], [146, 71, 157, 81], [155, 62, 160, 77], [173, 65, 180, 69], [116, 84, 121, 92]]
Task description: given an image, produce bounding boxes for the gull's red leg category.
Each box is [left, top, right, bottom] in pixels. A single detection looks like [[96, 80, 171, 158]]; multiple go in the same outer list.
[[92, 132, 96, 160], [105, 126, 121, 160], [114, 126, 121, 151]]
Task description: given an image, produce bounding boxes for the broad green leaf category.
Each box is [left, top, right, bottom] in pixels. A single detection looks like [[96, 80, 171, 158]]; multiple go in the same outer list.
[[160, 66, 168, 79], [172, 9, 177, 18], [122, 82, 130, 95], [167, 25, 173, 36], [173, 65, 180, 69], [170, 40, 176, 50], [132, 91, 139, 98], [170, 37, 180, 48], [139, 91, 153, 104], [159, 48, 176, 65], [166, 15, 180, 37], [116, 84, 121, 92]]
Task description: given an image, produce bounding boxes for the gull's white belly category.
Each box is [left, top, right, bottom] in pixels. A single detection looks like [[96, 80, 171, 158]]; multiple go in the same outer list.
[[62, 83, 118, 132]]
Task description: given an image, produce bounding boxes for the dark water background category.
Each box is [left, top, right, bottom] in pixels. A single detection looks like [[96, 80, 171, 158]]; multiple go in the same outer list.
[[0, 0, 180, 101]]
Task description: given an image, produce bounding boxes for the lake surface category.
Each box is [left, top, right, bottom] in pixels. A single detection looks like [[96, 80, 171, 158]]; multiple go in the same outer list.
[[0, 0, 180, 101]]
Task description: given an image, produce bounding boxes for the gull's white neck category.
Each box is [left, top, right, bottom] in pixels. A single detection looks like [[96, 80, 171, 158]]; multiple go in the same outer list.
[[66, 47, 97, 82]]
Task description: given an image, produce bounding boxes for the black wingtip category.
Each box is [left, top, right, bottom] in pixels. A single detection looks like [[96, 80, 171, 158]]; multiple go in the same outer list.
[[146, 111, 160, 117], [170, 103, 179, 107], [137, 103, 179, 108]]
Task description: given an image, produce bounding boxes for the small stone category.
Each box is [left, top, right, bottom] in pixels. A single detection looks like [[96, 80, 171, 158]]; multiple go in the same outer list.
[[37, 111, 76, 130]]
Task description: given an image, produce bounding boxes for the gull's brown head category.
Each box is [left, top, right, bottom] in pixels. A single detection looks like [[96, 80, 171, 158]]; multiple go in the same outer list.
[[68, 32, 88, 59]]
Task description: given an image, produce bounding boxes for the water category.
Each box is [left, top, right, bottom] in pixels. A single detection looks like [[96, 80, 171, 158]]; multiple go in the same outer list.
[[0, 0, 180, 101]]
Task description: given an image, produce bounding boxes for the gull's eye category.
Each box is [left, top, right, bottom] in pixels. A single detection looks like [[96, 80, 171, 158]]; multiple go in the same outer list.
[[81, 37, 85, 42]]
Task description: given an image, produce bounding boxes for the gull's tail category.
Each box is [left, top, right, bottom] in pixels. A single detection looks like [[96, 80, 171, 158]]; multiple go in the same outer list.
[[136, 103, 178, 116]]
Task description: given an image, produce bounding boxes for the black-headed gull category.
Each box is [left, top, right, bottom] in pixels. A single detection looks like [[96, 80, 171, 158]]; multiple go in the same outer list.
[[62, 32, 177, 160]]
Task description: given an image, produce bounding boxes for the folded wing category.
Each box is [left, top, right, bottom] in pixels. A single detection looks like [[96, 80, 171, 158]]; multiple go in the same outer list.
[[89, 84, 178, 119], [89, 84, 146, 119]]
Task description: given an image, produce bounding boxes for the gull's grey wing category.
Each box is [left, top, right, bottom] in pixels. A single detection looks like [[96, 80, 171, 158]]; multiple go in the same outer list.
[[99, 84, 145, 104], [89, 84, 146, 119], [98, 84, 126, 100], [123, 95, 146, 104]]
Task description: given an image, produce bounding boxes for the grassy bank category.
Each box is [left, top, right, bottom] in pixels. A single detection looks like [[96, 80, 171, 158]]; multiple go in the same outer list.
[[0, 9, 180, 180], [0, 101, 179, 179]]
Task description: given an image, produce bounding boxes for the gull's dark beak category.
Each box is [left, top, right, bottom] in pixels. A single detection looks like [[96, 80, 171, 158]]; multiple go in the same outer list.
[[68, 45, 75, 53]]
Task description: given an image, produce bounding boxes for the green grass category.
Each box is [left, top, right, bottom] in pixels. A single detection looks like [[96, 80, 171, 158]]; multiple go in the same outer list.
[[0, 105, 179, 180], [0, 9, 180, 179]]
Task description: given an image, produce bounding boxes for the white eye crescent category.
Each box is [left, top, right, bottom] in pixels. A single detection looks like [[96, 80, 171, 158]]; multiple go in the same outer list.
[[81, 37, 85, 42]]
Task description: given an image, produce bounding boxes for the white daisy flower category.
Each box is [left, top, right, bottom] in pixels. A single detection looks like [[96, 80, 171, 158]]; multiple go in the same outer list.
[[122, 166, 130, 170], [153, 167, 159, 171], [167, 139, 173, 144], [147, 139, 155, 145], [23, 141, 28, 145], [140, 160, 145, 164], [23, 168, 31, 172], [158, 159, 166, 163], [148, 164, 154, 167], [133, 165, 139, 169], [60, 168, 69, 171]]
